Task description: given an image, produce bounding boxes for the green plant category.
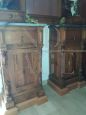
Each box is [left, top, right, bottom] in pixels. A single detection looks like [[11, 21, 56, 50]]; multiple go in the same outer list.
[[25, 13, 38, 23]]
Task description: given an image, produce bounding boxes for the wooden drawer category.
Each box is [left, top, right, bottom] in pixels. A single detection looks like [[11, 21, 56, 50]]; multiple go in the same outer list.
[[0, 27, 43, 48]]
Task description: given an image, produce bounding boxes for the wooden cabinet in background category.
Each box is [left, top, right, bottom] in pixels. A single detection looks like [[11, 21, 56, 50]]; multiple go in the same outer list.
[[26, 0, 62, 24], [48, 26, 86, 95], [0, 10, 25, 22], [0, 0, 25, 22], [82, 28, 86, 80], [26, 0, 62, 17], [0, 26, 47, 109]]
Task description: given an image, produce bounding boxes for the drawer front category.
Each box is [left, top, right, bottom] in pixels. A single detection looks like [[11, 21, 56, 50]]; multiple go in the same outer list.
[[4, 27, 43, 48]]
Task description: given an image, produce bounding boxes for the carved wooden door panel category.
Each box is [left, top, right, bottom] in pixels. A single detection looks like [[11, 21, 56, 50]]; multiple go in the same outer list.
[[4, 49, 41, 98], [0, 26, 48, 110]]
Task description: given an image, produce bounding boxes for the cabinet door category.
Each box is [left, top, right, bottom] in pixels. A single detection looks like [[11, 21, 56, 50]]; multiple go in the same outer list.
[[4, 49, 41, 95]]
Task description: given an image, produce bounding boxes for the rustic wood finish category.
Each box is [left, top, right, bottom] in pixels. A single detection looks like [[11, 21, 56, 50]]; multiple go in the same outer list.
[[0, 26, 47, 109], [26, 0, 62, 23], [26, 0, 62, 17], [49, 26, 86, 95]]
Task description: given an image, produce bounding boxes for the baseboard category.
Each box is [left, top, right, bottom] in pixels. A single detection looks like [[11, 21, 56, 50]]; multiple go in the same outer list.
[[48, 80, 86, 96]]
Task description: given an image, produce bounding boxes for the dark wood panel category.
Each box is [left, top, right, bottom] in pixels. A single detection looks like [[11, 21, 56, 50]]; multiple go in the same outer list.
[[0, 26, 47, 109], [49, 27, 86, 93], [80, 0, 86, 18], [26, 0, 62, 17]]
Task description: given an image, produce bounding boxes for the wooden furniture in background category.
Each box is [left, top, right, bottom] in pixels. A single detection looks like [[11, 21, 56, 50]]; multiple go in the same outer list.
[[0, 10, 25, 22], [26, 0, 62, 24], [0, 25, 47, 109], [48, 26, 86, 95], [0, 0, 25, 22], [82, 28, 86, 80], [26, 0, 62, 17], [65, 16, 86, 25]]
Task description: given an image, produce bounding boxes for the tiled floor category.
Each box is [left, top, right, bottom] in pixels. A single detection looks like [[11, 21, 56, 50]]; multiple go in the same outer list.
[[19, 83, 86, 115]]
